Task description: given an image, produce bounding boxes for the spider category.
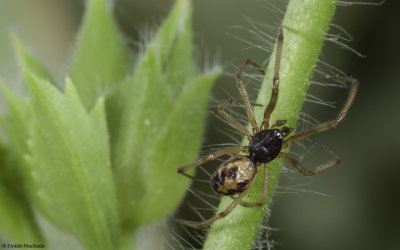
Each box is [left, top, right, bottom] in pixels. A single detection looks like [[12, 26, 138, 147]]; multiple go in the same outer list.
[[177, 28, 358, 229]]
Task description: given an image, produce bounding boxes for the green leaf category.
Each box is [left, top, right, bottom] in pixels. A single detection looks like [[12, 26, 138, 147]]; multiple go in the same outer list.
[[1, 33, 55, 159], [137, 70, 220, 222], [0, 83, 43, 245], [0, 143, 43, 243], [69, 0, 132, 109], [0, 41, 47, 244], [25, 71, 118, 250], [108, 44, 173, 227], [154, 0, 194, 97], [0, 82, 30, 161], [0, 182, 42, 243], [204, 0, 338, 249], [106, 0, 210, 228], [10, 33, 54, 84]]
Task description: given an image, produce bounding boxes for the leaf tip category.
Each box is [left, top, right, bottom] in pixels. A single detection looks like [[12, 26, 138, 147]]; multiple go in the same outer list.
[[8, 31, 22, 51], [64, 76, 73, 86], [22, 68, 35, 84]]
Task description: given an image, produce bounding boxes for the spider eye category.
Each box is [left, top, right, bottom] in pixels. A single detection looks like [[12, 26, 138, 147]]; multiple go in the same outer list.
[[211, 155, 256, 195]]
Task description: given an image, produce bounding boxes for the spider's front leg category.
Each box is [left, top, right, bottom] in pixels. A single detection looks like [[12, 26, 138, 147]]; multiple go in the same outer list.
[[218, 99, 252, 139], [283, 76, 358, 147], [279, 142, 340, 176], [234, 59, 265, 134], [279, 76, 357, 176], [261, 27, 284, 130]]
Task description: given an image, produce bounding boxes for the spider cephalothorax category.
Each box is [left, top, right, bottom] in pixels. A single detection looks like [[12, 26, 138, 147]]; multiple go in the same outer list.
[[177, 27, 359, 229], [248, 129, 284, 163]]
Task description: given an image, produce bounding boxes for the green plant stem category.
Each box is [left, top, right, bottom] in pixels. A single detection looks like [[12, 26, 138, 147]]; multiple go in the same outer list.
[[204, 0, 338, 249]]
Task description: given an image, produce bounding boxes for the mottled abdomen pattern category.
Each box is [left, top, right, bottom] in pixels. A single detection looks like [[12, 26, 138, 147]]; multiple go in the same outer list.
[[212, 155, 257, 195]]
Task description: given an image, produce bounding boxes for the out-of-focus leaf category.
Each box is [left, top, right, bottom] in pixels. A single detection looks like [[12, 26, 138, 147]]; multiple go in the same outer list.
[[10, 33, 54, 84], [69, 0, 132, 109], [0, 82, 30, 161], [25, 71, 118, 250], [106, 0, 219, 228], [0, 143, 43, 243], [137, 70, 220, 222], [154, 0, 194, 97], [0, 81, 43, 244], [108, 44, 173, 226], [0, 36, 48, 245]]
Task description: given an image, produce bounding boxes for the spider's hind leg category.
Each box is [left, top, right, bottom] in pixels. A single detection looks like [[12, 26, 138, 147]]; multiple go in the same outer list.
[[176, 167, 258, 229], [240, 163, 269, 207], [177, 146, 247, 179]]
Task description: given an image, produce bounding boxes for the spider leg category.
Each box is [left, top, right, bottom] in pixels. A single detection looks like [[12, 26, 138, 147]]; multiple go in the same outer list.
[[278, 143, 340, 176], [282, 126, 294, 137], [218, 99, 252, 139], [261, 27, 284, 130], [176, 169, 258, 229], [235, 59, 265, 134], [177, 146, 247, 179], [270, 119, 287, 128], [240, 163, 269, 207], [283, 76, 358, 148]]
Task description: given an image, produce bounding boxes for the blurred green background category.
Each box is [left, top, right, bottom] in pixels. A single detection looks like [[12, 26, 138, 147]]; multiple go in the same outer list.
[[0, 0, 399, 249]]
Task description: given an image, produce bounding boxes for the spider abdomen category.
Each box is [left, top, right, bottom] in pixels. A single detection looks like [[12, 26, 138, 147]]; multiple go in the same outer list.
[[248, 129, 284, 163], [212, 155, 257, 195]]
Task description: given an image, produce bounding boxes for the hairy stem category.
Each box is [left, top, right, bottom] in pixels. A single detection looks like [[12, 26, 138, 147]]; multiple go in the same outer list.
[[204, 0, 338, 249]]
